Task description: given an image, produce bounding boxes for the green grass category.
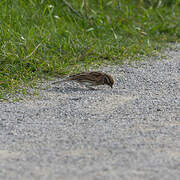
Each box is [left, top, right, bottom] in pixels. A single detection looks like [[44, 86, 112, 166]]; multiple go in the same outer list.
[[0, 0, 180, 99]]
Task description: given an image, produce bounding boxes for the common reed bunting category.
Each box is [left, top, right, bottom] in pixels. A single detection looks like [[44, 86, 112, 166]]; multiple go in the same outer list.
[[53, 71, 114, 89]]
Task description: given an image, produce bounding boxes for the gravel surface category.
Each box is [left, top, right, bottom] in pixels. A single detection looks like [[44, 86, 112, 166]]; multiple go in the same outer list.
[[0, 44, 180, 180]]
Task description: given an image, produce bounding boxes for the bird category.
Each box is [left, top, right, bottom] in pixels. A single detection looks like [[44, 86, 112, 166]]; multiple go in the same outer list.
[[52, 71, 114, 89]]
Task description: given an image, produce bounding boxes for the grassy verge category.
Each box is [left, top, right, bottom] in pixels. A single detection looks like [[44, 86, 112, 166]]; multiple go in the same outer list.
[[0, 0, 180, 100]]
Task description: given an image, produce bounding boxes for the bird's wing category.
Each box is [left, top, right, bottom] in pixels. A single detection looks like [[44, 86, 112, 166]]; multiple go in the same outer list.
[[69, 71, 103, 81]]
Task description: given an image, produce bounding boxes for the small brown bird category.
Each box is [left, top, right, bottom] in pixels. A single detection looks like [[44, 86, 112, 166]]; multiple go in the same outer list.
[[53, 71, 114, 89]]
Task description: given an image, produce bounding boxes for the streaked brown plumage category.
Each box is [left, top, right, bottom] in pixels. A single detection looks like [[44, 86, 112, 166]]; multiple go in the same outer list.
[[53, 71, 114, 89]]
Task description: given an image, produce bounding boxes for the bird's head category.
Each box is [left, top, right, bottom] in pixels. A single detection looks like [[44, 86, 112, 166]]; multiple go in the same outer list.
[[103, 74, 114, 88]]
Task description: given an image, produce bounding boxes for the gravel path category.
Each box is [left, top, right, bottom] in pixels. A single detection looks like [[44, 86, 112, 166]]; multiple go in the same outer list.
[[0, 45, 180, 180]]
